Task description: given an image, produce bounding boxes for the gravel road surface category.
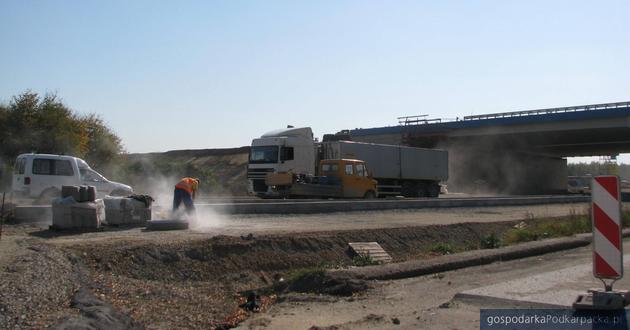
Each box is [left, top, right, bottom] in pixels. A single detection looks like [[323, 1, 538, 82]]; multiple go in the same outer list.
[[238, 238, 630, 330]]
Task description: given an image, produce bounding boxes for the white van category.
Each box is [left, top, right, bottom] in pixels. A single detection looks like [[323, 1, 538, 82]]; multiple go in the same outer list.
[[12, 153, 133, 201]]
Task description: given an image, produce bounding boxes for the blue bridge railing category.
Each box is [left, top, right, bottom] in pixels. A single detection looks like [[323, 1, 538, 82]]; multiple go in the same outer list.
[[462, 101, 630, 121]]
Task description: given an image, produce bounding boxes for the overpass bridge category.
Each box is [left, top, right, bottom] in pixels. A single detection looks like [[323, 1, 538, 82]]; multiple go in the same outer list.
[[348, 102, 630, 194]]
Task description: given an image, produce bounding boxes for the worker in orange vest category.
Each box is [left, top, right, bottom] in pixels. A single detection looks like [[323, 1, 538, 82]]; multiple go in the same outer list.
[[173, 177, 199, 215]]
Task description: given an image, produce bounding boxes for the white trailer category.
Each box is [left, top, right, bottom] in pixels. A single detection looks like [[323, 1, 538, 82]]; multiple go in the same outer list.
[[320, 141, 448, 197]]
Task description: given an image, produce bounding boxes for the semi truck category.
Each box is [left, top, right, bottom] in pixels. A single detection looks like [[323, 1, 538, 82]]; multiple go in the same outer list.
[[247, 127, 448, 198]]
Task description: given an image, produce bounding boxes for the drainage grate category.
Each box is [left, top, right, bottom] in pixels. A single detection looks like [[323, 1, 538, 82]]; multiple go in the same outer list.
[[348, 242, 392, 264]]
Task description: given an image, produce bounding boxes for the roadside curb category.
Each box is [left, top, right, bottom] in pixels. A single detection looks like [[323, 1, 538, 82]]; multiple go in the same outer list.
[[330, 229, 630, 281], [206, 195, 589, 214]]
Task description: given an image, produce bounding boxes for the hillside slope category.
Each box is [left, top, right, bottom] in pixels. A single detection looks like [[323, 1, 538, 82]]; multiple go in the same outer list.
[[119, 147, 250, 197]]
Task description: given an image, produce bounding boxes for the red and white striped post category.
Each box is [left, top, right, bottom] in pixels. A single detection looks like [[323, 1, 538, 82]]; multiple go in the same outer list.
[[592, 175, 623, 286]]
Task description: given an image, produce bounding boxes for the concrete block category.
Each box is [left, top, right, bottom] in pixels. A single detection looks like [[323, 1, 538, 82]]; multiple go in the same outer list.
[[61, 186, 78, 199], [62, 186, 81, 202], [79, 186, 88, 202], [87, 186, 96, 202], [71, 202, 103, 229], [104, 197, 151, 226], [348, 242, 392, 263], [52, 198, 103, 230]]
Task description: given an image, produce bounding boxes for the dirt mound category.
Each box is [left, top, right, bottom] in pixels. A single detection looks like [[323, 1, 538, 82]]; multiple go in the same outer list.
[[46, 220, 522, 328], [125, 147, 250, 196], [288, 270, 368, 296], [73, 221, 519, 284], [52, 288, 141, 330], [74, 222, 514, 282], [9, 219, 532, 328]]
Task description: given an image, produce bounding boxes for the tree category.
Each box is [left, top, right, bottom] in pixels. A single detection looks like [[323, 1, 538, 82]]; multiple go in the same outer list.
[[80, 114, 124, 170], [0, 91, 124, 189]]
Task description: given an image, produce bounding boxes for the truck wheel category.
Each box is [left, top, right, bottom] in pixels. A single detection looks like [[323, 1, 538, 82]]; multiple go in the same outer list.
[[427, 184, 440, 198], [363, 191, 376, 199], [401, 182, 418, 197], [416, 185, 428, 198]]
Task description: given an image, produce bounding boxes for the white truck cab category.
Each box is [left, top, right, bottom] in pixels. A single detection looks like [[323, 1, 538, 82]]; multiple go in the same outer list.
[[12, 153, 133, 201], [248, 127, 316, 195]]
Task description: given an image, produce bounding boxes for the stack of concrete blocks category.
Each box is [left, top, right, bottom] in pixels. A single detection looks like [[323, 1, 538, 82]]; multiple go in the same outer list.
[[51, 185, 104, 230], [103, 196, 151, 226]]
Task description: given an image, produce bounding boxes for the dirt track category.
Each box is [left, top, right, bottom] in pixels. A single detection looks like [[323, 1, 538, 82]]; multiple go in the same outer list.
[[238, 240, 616, 330], [0, 203, 595, 328], [1, 220, 522, 328]]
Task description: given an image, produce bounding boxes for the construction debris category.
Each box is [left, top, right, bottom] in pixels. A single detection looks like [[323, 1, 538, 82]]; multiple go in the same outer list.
[[573, 289, 630, 310], [348, 242, 393, 264], [145, 219, 189, 231], [103, 196, 152, 226], [238, 291, 261, 312]]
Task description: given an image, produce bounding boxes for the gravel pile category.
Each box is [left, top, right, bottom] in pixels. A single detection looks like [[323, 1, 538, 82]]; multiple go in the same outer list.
[[0, 242, 79, 328]]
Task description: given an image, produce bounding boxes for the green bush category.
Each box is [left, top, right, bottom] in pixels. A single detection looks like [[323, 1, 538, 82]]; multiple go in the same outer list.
[[429, 242, 454, 255], [351, 255, 380, 267], [503, 228, 539, 245], [286, 267, 325, 282], [480, 233, 501, 249], [502, 210, 595, 246]]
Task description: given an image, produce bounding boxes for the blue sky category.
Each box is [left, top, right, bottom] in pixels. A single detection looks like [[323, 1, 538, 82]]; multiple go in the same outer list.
[[1, 1, 629, 162]]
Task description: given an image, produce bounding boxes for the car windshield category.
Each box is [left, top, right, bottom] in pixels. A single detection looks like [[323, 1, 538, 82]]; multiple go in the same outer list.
[[321, 164, 338, 173], [77, 158, 90, 169], [80, 168, 107, 182], [249, 146, 279, 164]]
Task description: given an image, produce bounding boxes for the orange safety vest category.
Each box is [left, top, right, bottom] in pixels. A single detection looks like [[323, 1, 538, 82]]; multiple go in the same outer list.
[[175, 178, 199, 195]]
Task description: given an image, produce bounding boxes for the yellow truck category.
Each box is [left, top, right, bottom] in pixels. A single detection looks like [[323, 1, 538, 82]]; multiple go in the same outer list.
[[265, 159, 378, 199]]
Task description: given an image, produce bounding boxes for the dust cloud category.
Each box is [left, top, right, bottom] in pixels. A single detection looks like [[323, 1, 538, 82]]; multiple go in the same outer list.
[[439, 131, 567, 195], [143, 176, 227, 232]]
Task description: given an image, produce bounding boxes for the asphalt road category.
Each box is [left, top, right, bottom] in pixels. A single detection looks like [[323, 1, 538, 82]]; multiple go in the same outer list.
[[37, 202, 592, 246], [161, 202, 590, 235]]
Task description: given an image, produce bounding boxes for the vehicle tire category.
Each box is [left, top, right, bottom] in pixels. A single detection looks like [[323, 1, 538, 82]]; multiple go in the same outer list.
[[146, 220, 189, 231], [34, 187, 61, 205], [401, 182, 417, 197], [363, 191, 376, 199], [416, 184, 428, 198], [427, 184, 440, 198], [109, 189, 130, 197]]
